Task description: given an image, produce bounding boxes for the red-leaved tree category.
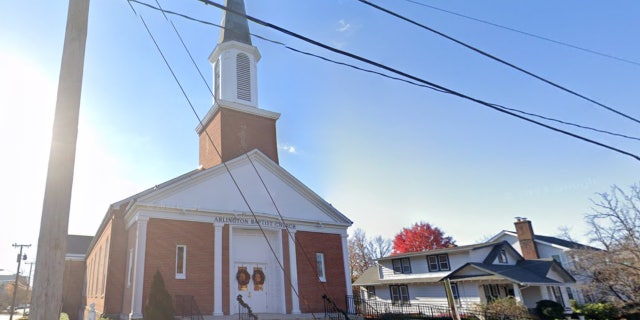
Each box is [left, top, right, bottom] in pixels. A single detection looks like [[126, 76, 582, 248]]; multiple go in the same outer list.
[[392, 222, 456, 254]]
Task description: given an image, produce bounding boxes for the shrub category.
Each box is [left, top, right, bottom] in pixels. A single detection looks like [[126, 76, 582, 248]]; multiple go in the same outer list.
[[143, 270, 174, 320], [478, 297, 530, 319], [621, 302, 640, 320], [535, 300, 564, 320], [582, 303, 617, 320]]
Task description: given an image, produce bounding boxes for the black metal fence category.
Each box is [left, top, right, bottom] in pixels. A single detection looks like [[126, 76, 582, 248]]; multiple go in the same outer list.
[[345, 295, 534, 320]]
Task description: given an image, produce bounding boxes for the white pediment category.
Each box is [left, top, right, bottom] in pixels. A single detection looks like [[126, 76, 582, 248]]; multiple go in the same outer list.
[[131, 150, 351, 226]]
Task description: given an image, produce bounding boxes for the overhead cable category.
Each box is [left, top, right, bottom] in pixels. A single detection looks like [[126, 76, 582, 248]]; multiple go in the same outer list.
[[131, 0, 640, 144], [195, 0, 640, 161], [403, 0, 640, 68], [357, 0, 640, 125]]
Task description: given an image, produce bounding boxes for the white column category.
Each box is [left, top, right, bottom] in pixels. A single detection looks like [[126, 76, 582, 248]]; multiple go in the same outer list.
[[512, 284, 523, 303], [540, 286, 550, 300], [129, 216, 149, 320], [288, 230, 301, 314], [341, 232, 351, 298], [213, 223, 224, 316]]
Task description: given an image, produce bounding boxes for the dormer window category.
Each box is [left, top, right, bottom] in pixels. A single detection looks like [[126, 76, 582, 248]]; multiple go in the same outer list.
[[427, 254, 450, 272], [498, 249, 508, 264]]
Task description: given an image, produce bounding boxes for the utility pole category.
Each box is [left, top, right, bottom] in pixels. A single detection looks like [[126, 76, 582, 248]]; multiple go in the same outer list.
[[30, 0, 90, 319], [10, 244, 31, 320]]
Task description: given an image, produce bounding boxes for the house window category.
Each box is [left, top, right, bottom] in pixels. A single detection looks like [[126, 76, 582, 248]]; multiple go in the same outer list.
[[427, 254, 450, 271], [316, 253, 326, 282], [389, 285, 410, 305], [498, 249, 508, 264], [392, 258, 412, 274], [566, 287, 574, 300], [176, 245, 187, 279], [366, 286, 376, 299]]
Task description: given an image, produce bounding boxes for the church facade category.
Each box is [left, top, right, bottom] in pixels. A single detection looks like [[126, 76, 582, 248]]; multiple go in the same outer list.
[[77, 1, 352, 319]]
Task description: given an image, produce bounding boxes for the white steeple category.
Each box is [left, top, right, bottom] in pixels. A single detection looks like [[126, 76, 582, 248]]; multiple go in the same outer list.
[[209, 0, 260, 108]]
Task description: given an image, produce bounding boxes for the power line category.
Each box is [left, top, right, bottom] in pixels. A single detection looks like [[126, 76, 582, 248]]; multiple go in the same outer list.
[[402, 0, 640, 68], [357, 0, 640, 125], [194, 0, 640, 161], [144, 0, 345, 308], [126, 1, 333, 316], [130, 0, 640, 143]]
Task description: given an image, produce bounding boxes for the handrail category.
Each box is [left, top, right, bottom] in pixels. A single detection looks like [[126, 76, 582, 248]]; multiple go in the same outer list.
[[174, 295, 204, 320], [322, 294, 350, 320], [236, 294, 258, 320]]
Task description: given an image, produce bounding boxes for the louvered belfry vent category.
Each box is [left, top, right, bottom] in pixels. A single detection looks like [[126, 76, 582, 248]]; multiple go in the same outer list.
[[236, 53, 251, 101]]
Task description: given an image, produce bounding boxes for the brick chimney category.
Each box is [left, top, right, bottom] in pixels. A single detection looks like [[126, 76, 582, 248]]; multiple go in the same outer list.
[[514, 217, 539, 259]]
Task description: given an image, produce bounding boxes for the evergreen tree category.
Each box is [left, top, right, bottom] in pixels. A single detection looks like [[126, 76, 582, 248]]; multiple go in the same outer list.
[[144, 270, 174, 320]]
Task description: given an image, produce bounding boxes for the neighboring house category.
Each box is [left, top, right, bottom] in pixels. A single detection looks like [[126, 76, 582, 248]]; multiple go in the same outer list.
[[62, 234, 93, 320], [76, 1, 352, 319], [488, 218, 598, 304], [354, 239, 575, 311]]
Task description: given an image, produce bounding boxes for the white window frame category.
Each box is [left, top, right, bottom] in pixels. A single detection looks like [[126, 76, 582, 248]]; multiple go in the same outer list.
[[176, 245, 187, 279], [316, 253, 326, 282], [389, 285, 410, 305], [392, 258, 412, 274], [498, 249, 508, 264], [427, 254, 450, 272]]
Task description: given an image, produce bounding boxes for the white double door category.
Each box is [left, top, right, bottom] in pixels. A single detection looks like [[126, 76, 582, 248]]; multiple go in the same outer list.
[[234, 262, 268, 312], [232, 228, 282, 314]]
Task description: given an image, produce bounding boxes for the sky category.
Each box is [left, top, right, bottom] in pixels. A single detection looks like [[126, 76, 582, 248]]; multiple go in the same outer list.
[[0, 0, 638, 275]]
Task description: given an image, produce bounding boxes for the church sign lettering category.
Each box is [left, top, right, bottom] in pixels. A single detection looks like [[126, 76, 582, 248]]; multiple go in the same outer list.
[[214, 216, 296, 229]]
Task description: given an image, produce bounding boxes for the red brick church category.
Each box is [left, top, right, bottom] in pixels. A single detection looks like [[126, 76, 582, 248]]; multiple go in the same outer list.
[[67, 1, 353, 319]]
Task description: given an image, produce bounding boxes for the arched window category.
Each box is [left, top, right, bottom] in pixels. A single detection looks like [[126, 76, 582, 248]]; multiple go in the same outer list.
[[236, 53, 251, 101]]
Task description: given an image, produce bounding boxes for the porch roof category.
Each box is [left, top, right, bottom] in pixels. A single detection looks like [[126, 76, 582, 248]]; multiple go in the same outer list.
[[445, 260, 575, 286]]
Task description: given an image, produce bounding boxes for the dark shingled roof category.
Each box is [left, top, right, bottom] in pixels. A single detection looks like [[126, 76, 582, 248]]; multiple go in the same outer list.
[[447, 259, 575, 285], [219, 0, 252, 45], [67, 234, 93, 256]]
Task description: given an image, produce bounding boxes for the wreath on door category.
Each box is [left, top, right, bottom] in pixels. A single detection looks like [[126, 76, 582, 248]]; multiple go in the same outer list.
[[236, 266, 250, 291], [252, 267, 265, 291]]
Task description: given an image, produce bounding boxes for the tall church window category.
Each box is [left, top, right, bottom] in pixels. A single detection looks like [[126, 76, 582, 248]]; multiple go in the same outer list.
[[316, 253, 326, 282], [176, 245, 187, 279], [236, 53, 251, 101], [127, 248, 134, 288], [101, 237, 110, 296]]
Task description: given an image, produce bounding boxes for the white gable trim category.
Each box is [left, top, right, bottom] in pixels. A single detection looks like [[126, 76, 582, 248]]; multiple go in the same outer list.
[[131, 150, 351, 226], [124, 205, 348, 236]]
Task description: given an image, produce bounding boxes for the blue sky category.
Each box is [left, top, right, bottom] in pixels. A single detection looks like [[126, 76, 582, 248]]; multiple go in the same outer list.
[[0, 0, 638, 273]]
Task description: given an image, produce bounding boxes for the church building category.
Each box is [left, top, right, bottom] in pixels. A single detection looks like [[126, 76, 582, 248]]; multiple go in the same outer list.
[[77, 1, 352, 319]]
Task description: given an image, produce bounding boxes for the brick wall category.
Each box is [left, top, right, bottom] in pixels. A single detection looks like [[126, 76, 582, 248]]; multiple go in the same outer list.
[[84, 216, 113, 314], [295, 231, 347, 313], [199, 108, 278, 169], [62, 260, 85, 320], [142, 219, 215, 315], [104, 207, 127, 315]]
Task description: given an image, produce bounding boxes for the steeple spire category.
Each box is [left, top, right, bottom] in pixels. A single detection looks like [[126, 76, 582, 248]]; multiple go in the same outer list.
[[219, 0, 252, 45], [198, 0, 280, 169]]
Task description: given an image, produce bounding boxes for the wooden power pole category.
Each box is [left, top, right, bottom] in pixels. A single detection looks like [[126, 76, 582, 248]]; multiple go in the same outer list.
[[30, 0, 90, 319]]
